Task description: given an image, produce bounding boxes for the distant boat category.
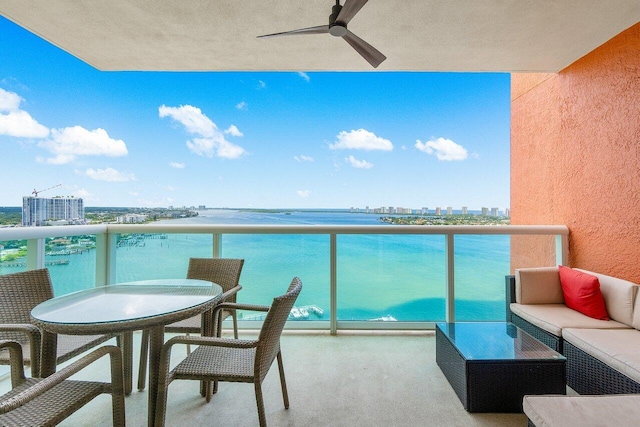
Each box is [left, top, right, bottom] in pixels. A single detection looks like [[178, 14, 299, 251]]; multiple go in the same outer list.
[[288, 305, 325, 320], [369, 315, 397, 322], [307, 305, 324, 317], [289, 307, 306, 319]]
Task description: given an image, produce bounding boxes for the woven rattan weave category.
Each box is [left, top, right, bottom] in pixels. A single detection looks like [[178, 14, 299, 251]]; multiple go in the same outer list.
[[137, 258, 244, 390], [0, 340, 125, 427], [0, 269, 118, 379], [155, 277, 302, 427]]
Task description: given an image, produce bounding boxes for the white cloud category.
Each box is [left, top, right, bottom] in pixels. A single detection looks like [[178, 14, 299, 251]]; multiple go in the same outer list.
[[0, 88, 49, 138], [294, 155, 314, 162], [216, 140, 246, 159], [39, 126, 128, 164], [166, 185, 177, 191], [224, 124, 243, 137], [236, 101, 248, 111], [159, 104, 216, 137], [160, 104, 246, 159], [415, 137, 468, 161], [297, 189, 311, 198], [186, 137, 216, 157], [45, 154, 76, 165], [0, 87, 22, 111], [346, 155, 373, 169], [298, 72, 310, 82], [85, 167, 135, 182], [169, 161, 185, 169], [329, 129, 393, 151], [71, 187, 99, 202]]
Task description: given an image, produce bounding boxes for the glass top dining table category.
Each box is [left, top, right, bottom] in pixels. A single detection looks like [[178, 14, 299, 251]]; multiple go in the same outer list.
[[30, 279, 223, 427]]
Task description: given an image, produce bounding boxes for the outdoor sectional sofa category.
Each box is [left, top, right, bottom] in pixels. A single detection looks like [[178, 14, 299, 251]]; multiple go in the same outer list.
[[506, 266, 640, 395]]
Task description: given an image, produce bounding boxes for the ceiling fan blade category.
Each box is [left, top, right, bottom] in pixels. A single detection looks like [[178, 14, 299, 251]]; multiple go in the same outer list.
[[257, 25, 329, 39], [336, 0, 369, 25], [343, 29, 386, 68]]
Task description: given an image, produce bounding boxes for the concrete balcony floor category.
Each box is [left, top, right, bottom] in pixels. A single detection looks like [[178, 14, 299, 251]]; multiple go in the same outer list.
[[1, 331, 528, 426]]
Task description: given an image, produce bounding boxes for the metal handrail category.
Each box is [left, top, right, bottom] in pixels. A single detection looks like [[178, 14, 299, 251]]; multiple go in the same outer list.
[[0, 223, 569, 333]]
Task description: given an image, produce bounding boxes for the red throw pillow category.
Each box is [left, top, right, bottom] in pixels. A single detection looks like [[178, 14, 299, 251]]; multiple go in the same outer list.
[[558, 265, 609, 320]]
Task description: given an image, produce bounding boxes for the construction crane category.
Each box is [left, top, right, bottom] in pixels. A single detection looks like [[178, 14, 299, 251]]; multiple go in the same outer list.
[[32, 184, 62, 197]]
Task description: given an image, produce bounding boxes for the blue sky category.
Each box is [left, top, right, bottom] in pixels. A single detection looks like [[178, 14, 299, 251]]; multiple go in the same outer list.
[[0, 16, 510, 211]]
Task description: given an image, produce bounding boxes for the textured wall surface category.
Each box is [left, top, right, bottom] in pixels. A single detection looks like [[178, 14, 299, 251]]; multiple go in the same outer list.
[[511, 23, 640, 281]]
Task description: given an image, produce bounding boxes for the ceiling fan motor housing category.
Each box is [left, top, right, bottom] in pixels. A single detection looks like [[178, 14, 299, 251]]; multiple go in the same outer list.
[[329, 3, 347, 37]]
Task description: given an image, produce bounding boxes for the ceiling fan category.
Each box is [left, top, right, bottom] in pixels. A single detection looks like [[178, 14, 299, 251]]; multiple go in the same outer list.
[[257, 0, 386, 68]]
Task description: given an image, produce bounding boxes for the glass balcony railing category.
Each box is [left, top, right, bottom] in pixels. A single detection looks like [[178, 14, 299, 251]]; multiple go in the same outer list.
[[0, 223, 568, 332]]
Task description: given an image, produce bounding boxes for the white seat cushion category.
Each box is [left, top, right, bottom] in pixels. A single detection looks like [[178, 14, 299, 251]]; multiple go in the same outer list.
[[524, 394, 640, 427], [511, 303, 630, 337], [563, 328, 640, 384]]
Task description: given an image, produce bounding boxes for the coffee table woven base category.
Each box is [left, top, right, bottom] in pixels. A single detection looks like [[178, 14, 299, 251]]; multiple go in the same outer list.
[[436, 322, 566, 413]]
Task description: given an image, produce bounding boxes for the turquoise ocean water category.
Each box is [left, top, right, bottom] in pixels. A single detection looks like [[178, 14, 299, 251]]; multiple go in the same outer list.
[[0, 210, 510, 322]]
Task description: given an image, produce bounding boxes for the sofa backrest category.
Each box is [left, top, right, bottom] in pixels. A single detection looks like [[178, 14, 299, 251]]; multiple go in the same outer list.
[[574, 269, 638, 327], [515, 267, 639, 327], [515, 266, 564, 304]]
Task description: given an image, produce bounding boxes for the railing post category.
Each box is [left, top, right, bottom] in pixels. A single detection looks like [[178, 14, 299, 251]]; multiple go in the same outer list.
[[556, 234, 569, 266], [96, 231, 117, 286], [445, 234, 455, 323], [330, 233, 337, 335], [26, 238, 45, 270], [213, 233, 221, 258]]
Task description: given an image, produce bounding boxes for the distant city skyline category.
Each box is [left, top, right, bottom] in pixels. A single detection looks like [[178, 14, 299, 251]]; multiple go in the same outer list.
[[0, 16, 510, 210]]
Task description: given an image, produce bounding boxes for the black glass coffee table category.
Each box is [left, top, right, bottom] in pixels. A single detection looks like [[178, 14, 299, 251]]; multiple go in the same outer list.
[[436, 322, 566, 413]]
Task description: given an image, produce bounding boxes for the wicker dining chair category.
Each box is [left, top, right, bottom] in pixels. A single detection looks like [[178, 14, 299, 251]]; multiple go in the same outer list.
[[0, 269, 131, 390], [0, 340, 125, 426], [155, 277, 302, 427], [137, 258, 244, 390]]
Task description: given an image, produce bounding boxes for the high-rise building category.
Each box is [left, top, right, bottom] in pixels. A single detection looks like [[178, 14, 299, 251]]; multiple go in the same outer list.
[[462, 206, 468, 215], [22, 196, 85, 227]]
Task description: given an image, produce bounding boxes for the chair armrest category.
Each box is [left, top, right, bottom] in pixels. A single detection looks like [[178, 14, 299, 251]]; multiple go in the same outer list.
[[0, 324, 40, 335], [165, 335, 258, 349], [0, 345, 123, 414], [220, 284, 242, 301], [0, 340, 27, 389], [213, 302, 270, 318], [0, 324, 42, 377]]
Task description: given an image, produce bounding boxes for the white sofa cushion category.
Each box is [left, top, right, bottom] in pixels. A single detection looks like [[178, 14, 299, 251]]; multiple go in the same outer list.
[[575, 269, 638, 326], [514, 267, 638, 327], [515, 267, 564, 304], [563, 328, 640, 384], [523, 394, 640, 427], [511, 303, 630, 337], [631, 286, 640, 330]]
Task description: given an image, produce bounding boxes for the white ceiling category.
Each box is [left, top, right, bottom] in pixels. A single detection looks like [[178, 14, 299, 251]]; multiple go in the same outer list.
[[1, 0, 639, 72]]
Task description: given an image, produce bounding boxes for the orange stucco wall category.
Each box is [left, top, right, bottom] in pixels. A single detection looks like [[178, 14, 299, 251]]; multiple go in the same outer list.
[[511, 22, 640, 282]]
